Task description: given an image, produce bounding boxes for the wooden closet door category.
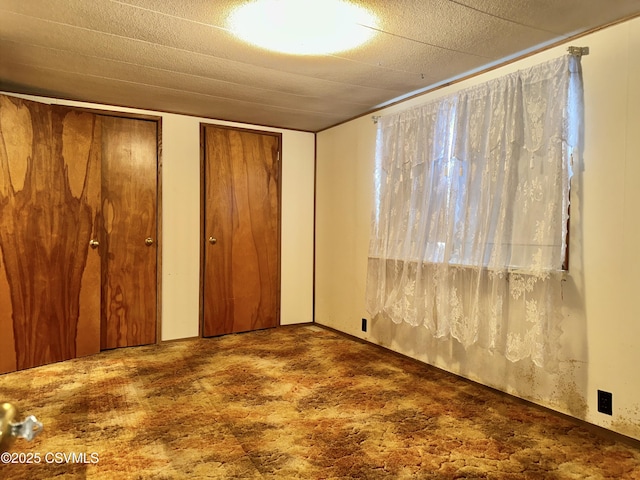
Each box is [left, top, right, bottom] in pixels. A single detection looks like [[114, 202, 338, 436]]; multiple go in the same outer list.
[[202, 125, 281, 337], [0, 96, 101, 373], [100, 116, 158, 350]]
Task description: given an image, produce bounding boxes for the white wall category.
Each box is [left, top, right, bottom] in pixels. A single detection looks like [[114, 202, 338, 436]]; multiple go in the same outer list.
[[2, 93, 316, 341], [316, 17, 640, 440]]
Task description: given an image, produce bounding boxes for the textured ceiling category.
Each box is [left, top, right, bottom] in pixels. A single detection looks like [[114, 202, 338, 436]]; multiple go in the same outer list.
[[1, 0, 639, 132]]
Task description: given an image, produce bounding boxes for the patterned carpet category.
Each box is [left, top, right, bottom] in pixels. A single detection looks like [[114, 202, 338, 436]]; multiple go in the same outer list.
[[0, 324, 639, 479]]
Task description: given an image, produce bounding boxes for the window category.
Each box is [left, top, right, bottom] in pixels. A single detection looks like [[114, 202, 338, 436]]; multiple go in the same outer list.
[[366, 54, 582, 367]]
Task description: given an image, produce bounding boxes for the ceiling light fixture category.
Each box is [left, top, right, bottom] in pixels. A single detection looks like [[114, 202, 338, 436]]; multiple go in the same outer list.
[[228, 0, 378, 55]]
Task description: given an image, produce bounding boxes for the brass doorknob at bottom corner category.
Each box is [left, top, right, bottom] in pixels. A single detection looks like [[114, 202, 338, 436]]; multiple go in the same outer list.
[[208, 237, 217, 245], [1, 402, 17, 451], [89, 239, 99, 249], [145, 237, 154, 246]]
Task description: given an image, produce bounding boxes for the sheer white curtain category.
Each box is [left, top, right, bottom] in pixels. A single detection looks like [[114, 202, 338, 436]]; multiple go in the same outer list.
[[366, 55, 582, 367]]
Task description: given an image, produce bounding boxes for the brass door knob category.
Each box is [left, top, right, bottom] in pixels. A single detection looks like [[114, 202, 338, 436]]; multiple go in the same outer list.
[[145, 237, 154, 246], [1, 402, 43, 451], [89, 239, 99, 249], [208, 237, 217, 245], [1, 402, 17, 451]]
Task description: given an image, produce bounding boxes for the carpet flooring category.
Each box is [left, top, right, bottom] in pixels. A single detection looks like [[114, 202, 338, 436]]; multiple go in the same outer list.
[[0, 324, 639, 479]]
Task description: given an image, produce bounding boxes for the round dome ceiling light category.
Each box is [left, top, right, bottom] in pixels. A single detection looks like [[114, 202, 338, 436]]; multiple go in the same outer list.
[[228, 0, 378, 55]]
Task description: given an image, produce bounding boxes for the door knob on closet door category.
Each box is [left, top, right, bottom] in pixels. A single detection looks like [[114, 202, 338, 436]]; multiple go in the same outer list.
[[89, 239, 99, 249], [208, 237, 217, 245], [145, 237, 154, 246]]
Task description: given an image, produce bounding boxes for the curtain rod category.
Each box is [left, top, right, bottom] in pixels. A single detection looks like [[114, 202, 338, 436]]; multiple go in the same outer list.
[[372, 46, 590, 124], [567, 46, 589, 56]]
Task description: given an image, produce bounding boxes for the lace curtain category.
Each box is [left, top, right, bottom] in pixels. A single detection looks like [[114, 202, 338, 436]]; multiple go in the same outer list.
[[366, 55, 583, 367]]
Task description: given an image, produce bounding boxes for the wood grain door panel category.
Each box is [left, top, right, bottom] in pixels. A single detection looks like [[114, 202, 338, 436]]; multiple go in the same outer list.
[[0, 95, 159, 372], [100, 116, 157, 350], [202, 126, 281, 336], [0, 95, 101, 373]]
